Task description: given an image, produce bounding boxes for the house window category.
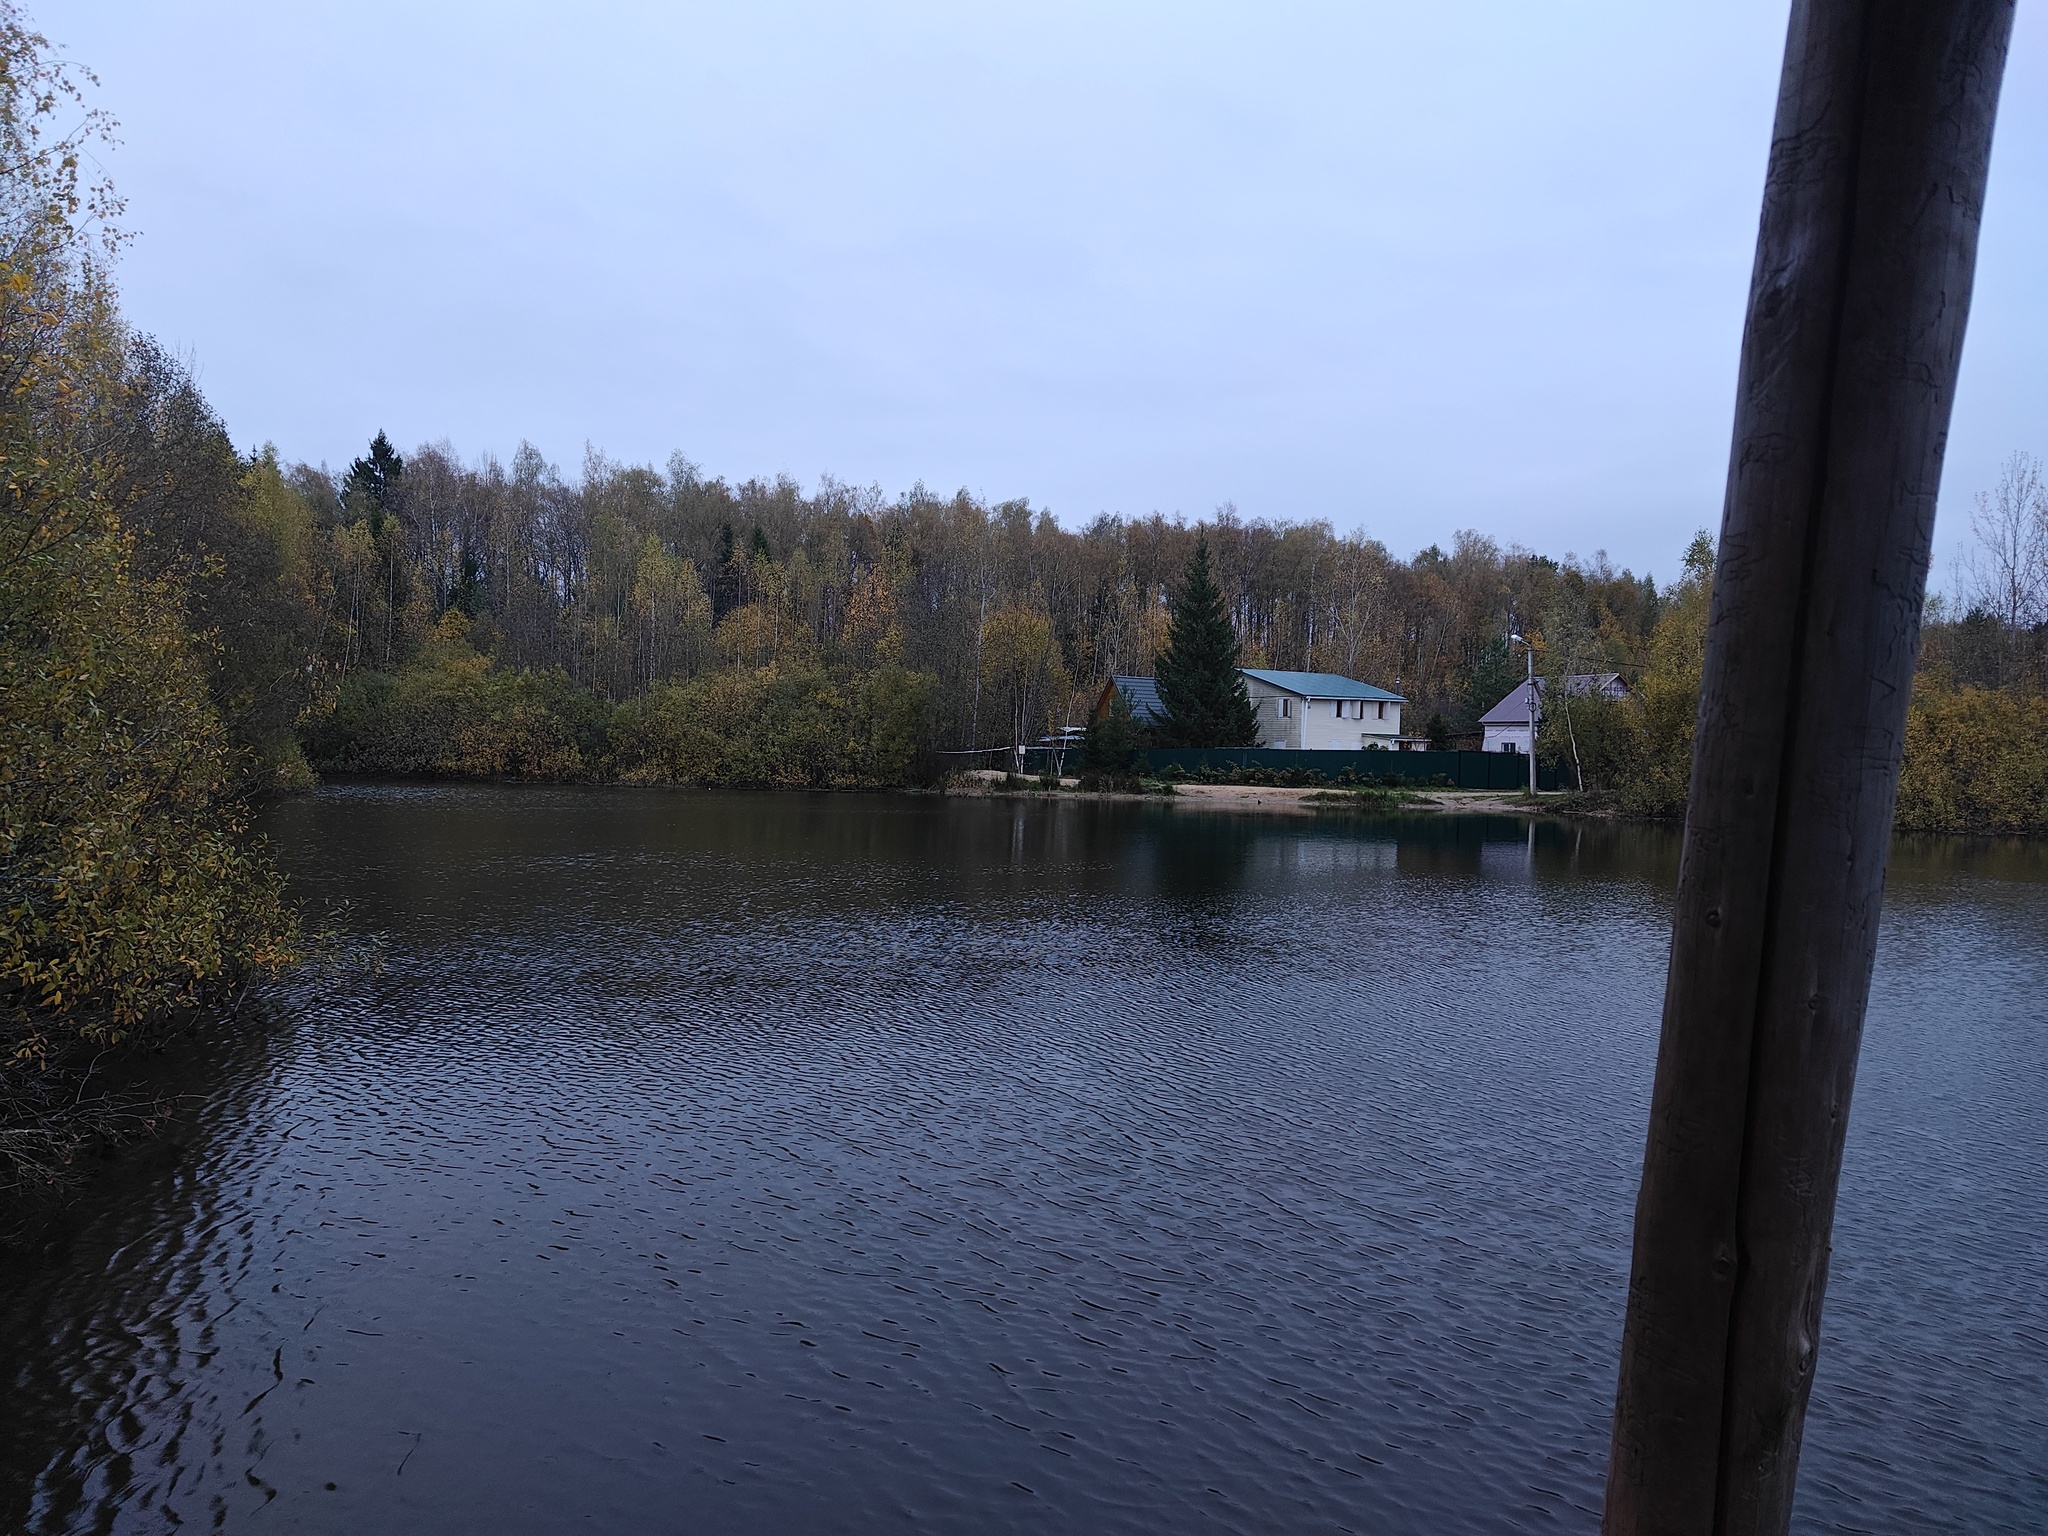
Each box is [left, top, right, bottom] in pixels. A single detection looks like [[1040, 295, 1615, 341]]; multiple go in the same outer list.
[[1376, 701, 1386, 720], [1278, 698, 1292, 718]]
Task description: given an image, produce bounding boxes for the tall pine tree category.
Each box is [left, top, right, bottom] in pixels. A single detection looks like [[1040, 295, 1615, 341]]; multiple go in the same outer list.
[[1155, 539, 1258, 747], [343, 430, 405, 536]]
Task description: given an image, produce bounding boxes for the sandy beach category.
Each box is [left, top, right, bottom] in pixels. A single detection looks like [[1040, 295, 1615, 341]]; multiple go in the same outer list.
[[950, 771, 1548, 817]]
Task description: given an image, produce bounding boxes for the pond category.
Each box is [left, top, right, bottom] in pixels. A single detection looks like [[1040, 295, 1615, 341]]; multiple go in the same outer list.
[[2, 787, 2043, 1533]]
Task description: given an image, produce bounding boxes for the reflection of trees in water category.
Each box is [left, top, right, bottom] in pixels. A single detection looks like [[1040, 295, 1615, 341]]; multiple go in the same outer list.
[[1390, 815, 1539, 879], [1888, 832, 2048, 894], [1555, 820, 1682, 890], [0, 1025, 289, 1531], [1146, 817, 1257, 915], [1379, 815, 1681, 889]]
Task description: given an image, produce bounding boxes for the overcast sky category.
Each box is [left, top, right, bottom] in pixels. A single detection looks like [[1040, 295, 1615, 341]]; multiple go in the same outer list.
[[37, 1, 2047, 583]]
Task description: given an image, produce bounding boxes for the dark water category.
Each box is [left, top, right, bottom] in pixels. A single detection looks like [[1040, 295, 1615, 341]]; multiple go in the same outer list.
[[3, 788, 2044, 1534]]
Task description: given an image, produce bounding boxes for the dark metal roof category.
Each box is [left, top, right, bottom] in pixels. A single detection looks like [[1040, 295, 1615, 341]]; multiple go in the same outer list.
[[1107, 675, 1166, 724]]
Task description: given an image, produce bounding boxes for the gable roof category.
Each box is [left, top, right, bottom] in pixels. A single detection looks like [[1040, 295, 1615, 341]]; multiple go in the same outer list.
[[1238, 668, 1405, 702], [1106, 674, 1166, 724], [1479, 681, 1540, 726], [1479, 673, 1628, 725]]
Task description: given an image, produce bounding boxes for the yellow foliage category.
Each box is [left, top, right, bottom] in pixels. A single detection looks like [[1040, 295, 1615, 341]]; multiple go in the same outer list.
[[609, 665, 934, 788], [1565, 532, 1712, 816], [842, 563, 905, 663], [978, 604, 1070, 744], [1, 18, 298, 1068], [240, 445, 318, 586], [303, 613, 606, 779], [1895, 683, 2048, 834], [2, 451, 298, 1061]]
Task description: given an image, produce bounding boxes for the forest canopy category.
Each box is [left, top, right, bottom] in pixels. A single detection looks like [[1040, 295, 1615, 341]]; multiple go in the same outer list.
[[244, 432, 1681, 775]]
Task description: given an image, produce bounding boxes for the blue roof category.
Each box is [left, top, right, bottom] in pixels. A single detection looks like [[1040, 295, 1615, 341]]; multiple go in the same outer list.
[[1238, 668, 1405, 703], [1109, 675, 1166, 724]]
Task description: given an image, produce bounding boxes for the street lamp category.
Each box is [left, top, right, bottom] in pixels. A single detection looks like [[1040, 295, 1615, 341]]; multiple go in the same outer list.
[[1507, 630, 1537, 797]]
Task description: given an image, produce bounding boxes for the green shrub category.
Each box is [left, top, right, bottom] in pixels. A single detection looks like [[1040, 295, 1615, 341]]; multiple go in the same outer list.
[[305, 614, 609, 778], [1081, 686, 1142, 781], [609, 663, 936, 788], [3, 458, 298, 1065], [1895, 683, 2048, 834]]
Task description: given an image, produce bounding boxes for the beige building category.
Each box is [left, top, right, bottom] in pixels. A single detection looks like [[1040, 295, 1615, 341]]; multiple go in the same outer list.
[[1239, 669, 1405, 750]]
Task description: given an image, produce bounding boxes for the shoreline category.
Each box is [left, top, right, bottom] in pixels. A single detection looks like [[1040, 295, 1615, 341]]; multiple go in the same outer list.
[[295, 775, 2047, 839], [944, 771, 1563, 818], [303, 769, 1576, 819]]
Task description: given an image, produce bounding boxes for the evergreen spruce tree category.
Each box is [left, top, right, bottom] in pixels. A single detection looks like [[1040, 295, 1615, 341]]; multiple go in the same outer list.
[[711, 522, 738, 617], [1081, 684, 1142, 783], [344, 430, 405, 536], [1155, 540, 1258, 747]]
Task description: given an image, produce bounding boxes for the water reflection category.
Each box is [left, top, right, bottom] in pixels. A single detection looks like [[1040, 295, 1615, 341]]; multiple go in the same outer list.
[[1, 788, 2041, 1534]]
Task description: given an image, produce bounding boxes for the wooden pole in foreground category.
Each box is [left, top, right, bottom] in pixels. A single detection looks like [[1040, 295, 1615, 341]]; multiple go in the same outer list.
[[1604, 4, 2012, 1534]]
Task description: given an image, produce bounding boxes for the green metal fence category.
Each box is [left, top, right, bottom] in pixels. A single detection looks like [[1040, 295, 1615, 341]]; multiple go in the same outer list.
[[1142, 747, 1558, 790], [1018, 745, 1560, 791]]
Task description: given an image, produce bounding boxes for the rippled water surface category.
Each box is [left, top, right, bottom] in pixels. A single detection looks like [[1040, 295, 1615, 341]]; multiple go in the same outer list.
[[3, 787, 2044, 1533]]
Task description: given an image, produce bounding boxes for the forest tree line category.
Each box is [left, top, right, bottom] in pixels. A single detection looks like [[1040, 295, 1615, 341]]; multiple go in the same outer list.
[[24, 301, 2048, 824], [114, 396, 2048, 834], [262, 428, 1675, 785]]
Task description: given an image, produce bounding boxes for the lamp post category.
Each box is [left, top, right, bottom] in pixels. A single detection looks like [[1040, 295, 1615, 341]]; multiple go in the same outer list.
[[1508, 631, 1537, 796]]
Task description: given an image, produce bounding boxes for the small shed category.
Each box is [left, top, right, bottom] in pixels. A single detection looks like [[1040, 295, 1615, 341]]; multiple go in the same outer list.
[[1093, 675, 1167, 727]]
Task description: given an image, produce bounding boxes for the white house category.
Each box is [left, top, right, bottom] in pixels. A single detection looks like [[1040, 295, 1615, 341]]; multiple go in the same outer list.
[[1239, 669, 1405, 750], [1479, 673, 1628, 754]]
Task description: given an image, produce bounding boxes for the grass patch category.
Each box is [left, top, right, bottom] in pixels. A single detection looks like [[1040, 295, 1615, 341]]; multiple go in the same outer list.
[[1302, 785, 1416, 811]]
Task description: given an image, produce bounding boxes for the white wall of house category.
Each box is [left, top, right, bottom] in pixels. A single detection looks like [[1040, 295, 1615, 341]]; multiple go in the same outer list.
[[1242, 679, 1402, 750], [1250, 688, 1302, 749], [1482, 722, 1533, 754]]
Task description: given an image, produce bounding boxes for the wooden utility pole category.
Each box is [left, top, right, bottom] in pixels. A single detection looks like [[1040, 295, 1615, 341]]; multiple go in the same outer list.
[[1604, 4, 2012, 1534]]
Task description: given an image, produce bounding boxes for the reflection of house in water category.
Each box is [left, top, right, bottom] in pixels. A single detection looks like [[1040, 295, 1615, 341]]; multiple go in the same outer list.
[[1391, 816, 1583, 878], [1479, 674, 1628, 755]]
